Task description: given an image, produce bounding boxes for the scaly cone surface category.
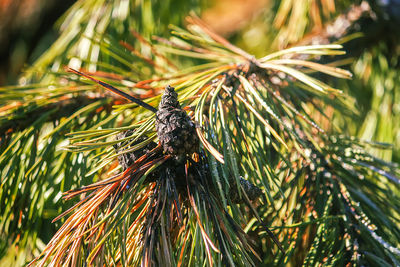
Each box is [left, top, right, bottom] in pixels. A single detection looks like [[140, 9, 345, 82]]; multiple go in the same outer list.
[[155, 85, 199, 160], [113, 130, 157, 171], [230, 177, 263, 203]]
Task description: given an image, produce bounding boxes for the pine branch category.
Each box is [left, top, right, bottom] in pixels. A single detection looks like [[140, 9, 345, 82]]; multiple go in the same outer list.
[[1, 5, 399, 267]]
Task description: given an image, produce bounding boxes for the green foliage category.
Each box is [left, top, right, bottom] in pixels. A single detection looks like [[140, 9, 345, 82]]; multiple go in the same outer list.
[[0, 1, 399, 266], [351, 43, 400, 162], [23, 0, 204, 82]]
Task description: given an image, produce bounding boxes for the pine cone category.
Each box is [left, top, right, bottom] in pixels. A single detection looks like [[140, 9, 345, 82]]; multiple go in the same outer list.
[[155, 85, 199, 160], [230, 177, 263, 203], [113, 129, 157, 171]]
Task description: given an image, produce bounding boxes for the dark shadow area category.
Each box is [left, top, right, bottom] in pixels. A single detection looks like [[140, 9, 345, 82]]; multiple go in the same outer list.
[[0, 0, 75, 85]]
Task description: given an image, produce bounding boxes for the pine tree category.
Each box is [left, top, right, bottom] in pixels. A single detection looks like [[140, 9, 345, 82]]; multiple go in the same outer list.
[[1, 1, 399, 266]]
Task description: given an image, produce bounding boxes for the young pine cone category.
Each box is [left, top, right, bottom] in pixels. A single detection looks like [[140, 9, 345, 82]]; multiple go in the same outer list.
[[230, 177, 263, 203], [155, 85, 199, 160], [113, 130, 157, 171]]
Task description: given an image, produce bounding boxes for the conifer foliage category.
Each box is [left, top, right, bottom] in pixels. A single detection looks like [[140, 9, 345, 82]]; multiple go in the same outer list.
[[0, 1, 399, 266]]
